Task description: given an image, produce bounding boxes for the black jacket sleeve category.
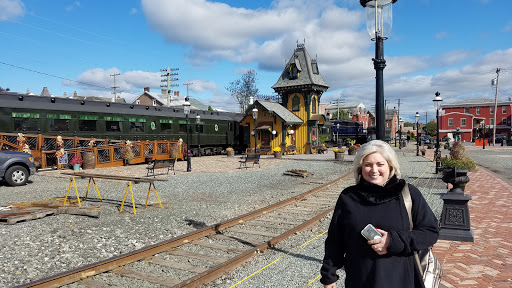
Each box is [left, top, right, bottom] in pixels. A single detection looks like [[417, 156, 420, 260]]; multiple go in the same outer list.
[[387, 184, 439, 255], [320, 194, 347, 285]]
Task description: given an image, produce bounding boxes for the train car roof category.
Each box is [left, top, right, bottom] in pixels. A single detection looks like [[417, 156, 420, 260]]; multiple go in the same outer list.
[[1, 92, 243, 122]]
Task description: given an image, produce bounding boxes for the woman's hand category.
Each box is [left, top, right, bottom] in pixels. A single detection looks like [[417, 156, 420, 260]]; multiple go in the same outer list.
[[367, 229, 390, 255], [323, 283, 336, 288]]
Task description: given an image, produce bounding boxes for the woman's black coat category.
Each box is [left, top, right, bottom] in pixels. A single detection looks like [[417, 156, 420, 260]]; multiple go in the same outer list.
[[320, 176, 439, 288]]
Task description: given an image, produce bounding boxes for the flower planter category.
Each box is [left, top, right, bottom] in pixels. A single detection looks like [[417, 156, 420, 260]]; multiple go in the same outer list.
[[227, 150, 235, 157], [441, 168, 470, 193], [334, 152, 344, 160], [274, 151, 282, 159], [73, 164, 80, 172]]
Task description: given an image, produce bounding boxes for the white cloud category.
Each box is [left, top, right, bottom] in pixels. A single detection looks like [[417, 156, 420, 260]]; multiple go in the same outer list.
[[129, 8, 139, 15], [0, 0, 24, 21]]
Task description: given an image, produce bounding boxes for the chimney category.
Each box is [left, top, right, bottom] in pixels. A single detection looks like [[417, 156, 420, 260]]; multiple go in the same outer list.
[[144, 87, 150, 92], [161, 89, 167, 94], [74, 91, 78, 97], [26, 89, 30, 94], [174, 91, 179, 96]]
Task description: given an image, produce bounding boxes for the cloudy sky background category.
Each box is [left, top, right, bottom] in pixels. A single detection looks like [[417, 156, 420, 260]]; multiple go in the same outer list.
[[1, 0, 511, 122]]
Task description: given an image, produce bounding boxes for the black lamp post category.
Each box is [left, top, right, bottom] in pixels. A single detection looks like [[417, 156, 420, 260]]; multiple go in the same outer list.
[[196, 114, 201, 157], [415, 111, 420, 156], [399, 118, 402, 149], [252, 107, 258, 153], [184, 97, 191, 172], [433, 92, 442, 173], [360, 0, 397, 140]]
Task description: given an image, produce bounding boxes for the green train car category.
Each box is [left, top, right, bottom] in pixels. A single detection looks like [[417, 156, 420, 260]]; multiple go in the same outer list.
[[0, 92, 246, 155]]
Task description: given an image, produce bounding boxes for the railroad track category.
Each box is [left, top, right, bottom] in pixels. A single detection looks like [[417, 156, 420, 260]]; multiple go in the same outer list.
[[16, 172, 353, 288]]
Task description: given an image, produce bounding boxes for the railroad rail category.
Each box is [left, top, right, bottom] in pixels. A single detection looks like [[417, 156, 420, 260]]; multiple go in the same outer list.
[[15, 172, 353, 288]]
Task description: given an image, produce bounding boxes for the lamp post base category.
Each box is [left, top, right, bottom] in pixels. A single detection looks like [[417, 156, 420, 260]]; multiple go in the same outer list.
[[438, 191, 474, 242]]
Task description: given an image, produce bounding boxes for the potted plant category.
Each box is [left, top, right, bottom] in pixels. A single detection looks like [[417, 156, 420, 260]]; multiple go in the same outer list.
[[226, 147, 235, 157], [69, 154, 82, 172], [333, 148, 345, 160], [348, 144, 359, 155], [440, 142, 476, 193], [273, 147, 282, 159], [121, 145, 134, 165], [420, 148, 426, 156]]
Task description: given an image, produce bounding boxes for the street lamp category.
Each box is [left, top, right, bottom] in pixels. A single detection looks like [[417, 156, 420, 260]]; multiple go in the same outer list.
[[252, 107, 258, 153], [196, 114, 201, 157], [336, 123, 340, 147], [433, 92, 442, 173], [399, 118, 403, 149], [360, 0, 397, 140], [183, 97, 191, 172], [415, 111, 420, 156]]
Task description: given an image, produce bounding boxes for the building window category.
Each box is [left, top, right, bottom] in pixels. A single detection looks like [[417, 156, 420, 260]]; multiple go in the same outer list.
[[503, 106, 507, 114], [476, 108, 480, 115], [312, 97, 317, 114], [448, 118, 453, 126], [292, 96, 300, 111], [136, 100, 140, 104], [461, 118, 466, 126], [490, 118, 495, 126], [502, 118, 507, 125], [152, 100, 157, 106], [289, 64, 298, 79], [490, 106, 494, 114], [464, 108, 469, 114]]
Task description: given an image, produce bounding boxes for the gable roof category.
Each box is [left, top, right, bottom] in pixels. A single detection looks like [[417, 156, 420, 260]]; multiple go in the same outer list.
[[251, 100, 304, 125], [441, 98, 512, 108], [272, 44, 329, 91]]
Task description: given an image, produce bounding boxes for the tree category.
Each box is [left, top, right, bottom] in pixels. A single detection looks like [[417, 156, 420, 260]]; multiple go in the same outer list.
[[331, 109, 350, 120], [207, 106, 213, 111], [423, 120, 437, 137], [226, 69, 259, 112]]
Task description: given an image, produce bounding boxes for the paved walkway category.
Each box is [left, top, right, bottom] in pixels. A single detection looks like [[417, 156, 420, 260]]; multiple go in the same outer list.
[[420, 146, 512, 287]]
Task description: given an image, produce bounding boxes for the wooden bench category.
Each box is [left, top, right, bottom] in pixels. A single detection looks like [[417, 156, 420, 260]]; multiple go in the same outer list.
[[239, 153, 260, 169], [146, 158, 176, 177]]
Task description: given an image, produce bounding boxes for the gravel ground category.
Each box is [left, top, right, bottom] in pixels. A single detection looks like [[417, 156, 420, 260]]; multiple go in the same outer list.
[[0, 154, 352, 287]]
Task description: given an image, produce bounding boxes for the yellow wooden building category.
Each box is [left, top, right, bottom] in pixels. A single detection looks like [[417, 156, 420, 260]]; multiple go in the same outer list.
[[241, 44, 329, 154]]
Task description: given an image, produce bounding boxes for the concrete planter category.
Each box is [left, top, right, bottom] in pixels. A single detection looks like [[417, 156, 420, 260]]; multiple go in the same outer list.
[[274, 152, 282, 159]]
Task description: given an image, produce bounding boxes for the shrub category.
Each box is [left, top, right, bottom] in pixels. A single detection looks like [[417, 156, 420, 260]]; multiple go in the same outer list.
[[440, 142, 477, 171], [273, 147, 281, 152]]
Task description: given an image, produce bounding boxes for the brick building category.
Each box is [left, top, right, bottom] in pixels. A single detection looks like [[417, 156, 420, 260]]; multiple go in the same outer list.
[[440, 99, 512, 143]]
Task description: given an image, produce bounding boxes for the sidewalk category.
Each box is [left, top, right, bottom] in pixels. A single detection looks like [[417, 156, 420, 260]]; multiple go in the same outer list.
[[422, 147, 512, 287]]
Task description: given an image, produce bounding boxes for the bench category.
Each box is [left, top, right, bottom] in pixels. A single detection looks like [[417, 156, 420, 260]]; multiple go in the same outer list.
[[239, 153, 260, 169], [146, 158, 176, 177]]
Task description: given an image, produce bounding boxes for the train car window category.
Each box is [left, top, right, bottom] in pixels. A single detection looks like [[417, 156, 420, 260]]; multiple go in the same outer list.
[[130, 121, 145, 132], [196, 125, 203, 133], [106, 121, 122, 132], [292, 96, 300, 111], [49, 119, 70, 131], [79, 120, 97, 131], [161, 123, 172, 132], [229, 122, 233, 131], [14, 118, 39, 132]]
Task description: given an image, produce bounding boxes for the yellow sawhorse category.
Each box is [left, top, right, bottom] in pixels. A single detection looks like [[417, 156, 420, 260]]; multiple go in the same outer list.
[[120, 181, 163, 215]]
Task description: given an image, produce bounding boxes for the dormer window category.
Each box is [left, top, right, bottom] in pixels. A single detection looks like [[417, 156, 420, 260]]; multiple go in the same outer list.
[[289, 63, 298, 79], [312, 62, 319, 74], [136, 100, 140, 104], [153, 100, 157, 106]]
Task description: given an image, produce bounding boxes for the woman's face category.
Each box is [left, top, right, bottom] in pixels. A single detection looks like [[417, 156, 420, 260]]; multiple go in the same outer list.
[[361, 152, 390, 186]]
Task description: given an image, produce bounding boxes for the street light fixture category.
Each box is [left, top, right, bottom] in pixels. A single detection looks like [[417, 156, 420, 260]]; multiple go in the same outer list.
[[252, 107, 258, 153], [360, 0, 398, 140], [196, 114, 201, 157], [415, 111, 420, 156], [433, 92, 442, 173], [183, 97, 191, 172]]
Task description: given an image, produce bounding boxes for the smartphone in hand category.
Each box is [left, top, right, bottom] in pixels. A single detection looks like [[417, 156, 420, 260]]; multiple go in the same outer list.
[[361, 224, 382, 240]]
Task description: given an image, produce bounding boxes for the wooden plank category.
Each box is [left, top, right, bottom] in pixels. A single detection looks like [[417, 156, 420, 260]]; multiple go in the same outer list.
[[227, 228, 280, 238], [79, 278, 121, 288], [58, 206, 101, 218], [147, 257, 207, 274], [1, 208, 57, 225], [166, 249, 227, 264], [112, 268, 178, 287], [61, 172, 167, 183], [192, 240, 247, 254], [209, 234, 263, 247]]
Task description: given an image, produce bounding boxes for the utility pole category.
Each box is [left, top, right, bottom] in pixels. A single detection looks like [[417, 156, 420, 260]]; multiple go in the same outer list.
[[492, 68, 501, 146], [110, 73, 121, 102], [160, 66, 179, 107]]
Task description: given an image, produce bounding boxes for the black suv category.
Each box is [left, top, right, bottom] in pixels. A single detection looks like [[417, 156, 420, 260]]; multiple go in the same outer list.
[[0, 151, 37, 186]]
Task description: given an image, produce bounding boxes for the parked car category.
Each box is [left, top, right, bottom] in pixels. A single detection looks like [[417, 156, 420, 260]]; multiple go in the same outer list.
[[495, 135, 505, 144], [0, 151, 37, 186]]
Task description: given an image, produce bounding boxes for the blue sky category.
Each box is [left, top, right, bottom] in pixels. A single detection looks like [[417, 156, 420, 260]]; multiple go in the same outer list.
[[1, 0, 511, 122]]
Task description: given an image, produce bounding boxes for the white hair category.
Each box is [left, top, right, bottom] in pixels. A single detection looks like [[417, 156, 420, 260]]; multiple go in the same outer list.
[[353, 140, 401, 183]]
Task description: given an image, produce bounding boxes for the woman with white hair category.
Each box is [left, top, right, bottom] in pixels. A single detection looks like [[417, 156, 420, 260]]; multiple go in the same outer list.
[[320, 140, 439, 288]]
